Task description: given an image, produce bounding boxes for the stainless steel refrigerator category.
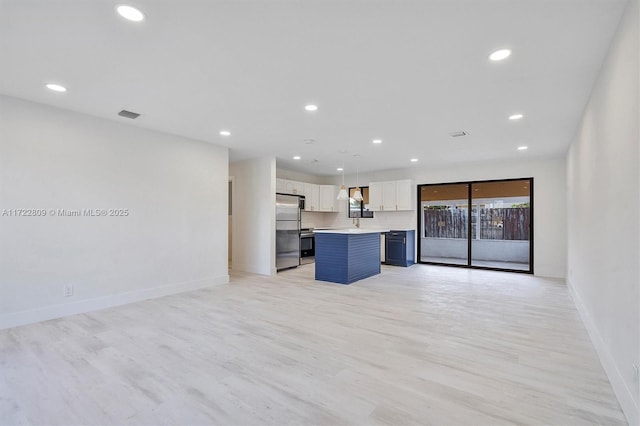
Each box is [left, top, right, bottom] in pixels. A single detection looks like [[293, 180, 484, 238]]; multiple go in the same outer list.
[[276, 193, 304, 271]]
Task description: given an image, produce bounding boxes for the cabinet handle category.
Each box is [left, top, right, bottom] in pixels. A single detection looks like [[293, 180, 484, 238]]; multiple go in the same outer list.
[[403, 238, 406, 244]]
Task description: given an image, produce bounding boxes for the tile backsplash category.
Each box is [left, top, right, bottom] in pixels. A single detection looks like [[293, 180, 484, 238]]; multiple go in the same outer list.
[[302, 210, 416, 231]]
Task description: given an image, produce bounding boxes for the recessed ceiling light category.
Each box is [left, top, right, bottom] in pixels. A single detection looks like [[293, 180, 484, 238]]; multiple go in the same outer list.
[[219, 130, 231, 136], [46, 83, 67, 92], [410, 158, 419, 162], [509, 114, 524, 120], [337, 167, 343, 171], [293, 156, 301, 160], [304, 104, 318, 112], [372, 139, 382, 144], [517, 146, 528, 151], [489, 49, 511, 61], [117, 5, 145, 22]]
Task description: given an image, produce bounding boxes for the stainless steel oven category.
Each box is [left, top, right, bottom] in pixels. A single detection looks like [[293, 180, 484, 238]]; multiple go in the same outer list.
[[300, 229, 315, 264]]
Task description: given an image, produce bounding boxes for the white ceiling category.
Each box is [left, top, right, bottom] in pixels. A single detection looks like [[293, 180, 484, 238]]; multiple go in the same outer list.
[[0, 0, 627, 176]]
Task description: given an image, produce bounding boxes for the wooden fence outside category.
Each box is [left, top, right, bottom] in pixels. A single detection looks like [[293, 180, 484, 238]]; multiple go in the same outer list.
[[424, 207, 530, 240]]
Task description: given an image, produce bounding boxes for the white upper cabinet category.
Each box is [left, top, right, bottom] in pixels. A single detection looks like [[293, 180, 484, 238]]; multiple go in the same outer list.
[[275, 178, 338, 213], [318, 185, 337, 212], [278, 179, 304, 195], [303, 183, 319, 211], [290, 180, 304, 196], [395, 179, 413, 211], [368, 182, 383, 212], [369, 179, 414, 211], [381, 181, 397, 211]]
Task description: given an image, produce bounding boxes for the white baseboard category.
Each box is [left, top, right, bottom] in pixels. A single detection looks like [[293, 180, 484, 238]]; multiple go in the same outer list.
[[231, 261, 275, 276], [0, 274, 229, 331], [567, 278, 639, 426]]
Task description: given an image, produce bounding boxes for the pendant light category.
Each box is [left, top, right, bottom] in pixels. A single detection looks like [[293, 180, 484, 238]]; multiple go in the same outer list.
[[353, 168, 363, 202], [336, 163, 348, 200]]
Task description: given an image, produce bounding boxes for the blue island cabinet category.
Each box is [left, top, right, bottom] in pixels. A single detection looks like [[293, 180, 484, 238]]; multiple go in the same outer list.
[[315, 231, 382, 284], [385, 230, 415, 267]]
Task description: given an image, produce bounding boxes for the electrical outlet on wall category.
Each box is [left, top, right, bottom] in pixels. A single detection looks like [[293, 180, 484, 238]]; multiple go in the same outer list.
[[63, 284, 73, 297]]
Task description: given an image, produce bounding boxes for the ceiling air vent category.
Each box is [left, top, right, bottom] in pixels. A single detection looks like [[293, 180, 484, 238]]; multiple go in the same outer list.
[[118, 109, 140, 119], [449, 130, 468, 138]]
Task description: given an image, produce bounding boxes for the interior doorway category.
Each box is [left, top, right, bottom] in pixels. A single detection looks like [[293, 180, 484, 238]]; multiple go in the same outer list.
[[228, 178, 233, 269]]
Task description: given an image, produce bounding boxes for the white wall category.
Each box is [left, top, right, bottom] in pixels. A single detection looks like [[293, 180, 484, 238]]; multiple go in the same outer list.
[[325, 157, 566, 278], [276, 166, 325, 184], [0, 95, 230, 330], [566, 0, 640, 423], [229, 157, 276, 275]]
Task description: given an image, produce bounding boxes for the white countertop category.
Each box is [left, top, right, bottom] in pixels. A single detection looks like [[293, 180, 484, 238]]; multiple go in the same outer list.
[[314, 228, 390, 234]]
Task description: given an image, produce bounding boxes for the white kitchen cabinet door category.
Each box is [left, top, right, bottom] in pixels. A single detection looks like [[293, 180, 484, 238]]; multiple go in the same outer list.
[[303, 183, 319, 211], [395, 179, 414, 211], [368, 182, 383, 211], [291, 180, 304, 196], [276, 178, 287, 193], [319, 185, 337, 212], [381, 181, 396, 211], [281, 179, 296, 194]]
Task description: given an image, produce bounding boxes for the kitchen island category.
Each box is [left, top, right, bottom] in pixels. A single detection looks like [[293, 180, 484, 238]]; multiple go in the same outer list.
[[314, 229, 389, 284]]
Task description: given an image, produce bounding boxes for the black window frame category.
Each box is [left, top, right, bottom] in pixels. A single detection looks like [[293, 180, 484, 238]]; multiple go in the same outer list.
[[348, 186, 374, 218], [417, 177, 533, 274]]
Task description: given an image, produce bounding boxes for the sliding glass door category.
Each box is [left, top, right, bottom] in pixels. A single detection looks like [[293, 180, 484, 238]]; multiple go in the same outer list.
[[420, 183, 469, 265], [418, 178, 533, 273], [470, 180, 531, 271]]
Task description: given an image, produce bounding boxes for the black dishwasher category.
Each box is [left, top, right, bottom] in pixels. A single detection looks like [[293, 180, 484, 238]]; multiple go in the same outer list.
[[385, 230, 415, 267]]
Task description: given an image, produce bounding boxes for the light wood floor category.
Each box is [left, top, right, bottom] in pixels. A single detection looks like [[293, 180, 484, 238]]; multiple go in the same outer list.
[[0, 264, 626, 425]]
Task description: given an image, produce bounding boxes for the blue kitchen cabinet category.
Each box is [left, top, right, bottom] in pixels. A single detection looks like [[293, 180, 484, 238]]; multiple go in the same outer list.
[[385, 230, 415, 267], [315, 231, 382, 284]]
